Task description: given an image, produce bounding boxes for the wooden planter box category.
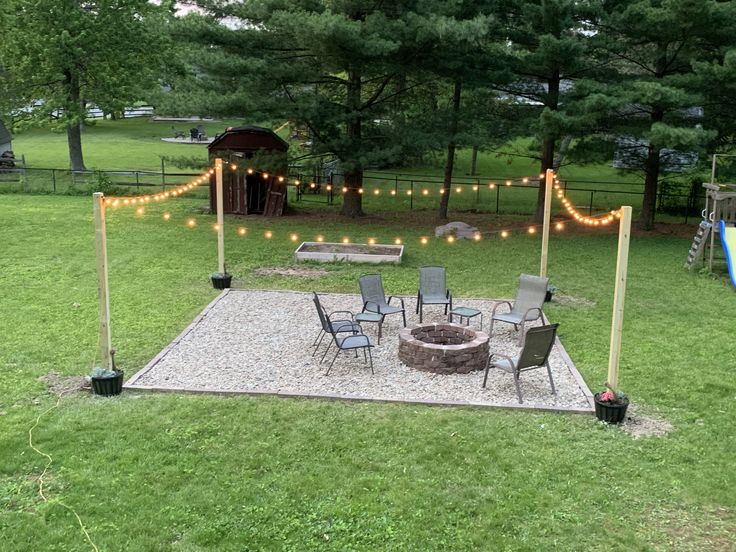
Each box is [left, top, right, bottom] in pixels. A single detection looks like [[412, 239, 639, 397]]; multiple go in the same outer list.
[[295, 242, 404, 264]]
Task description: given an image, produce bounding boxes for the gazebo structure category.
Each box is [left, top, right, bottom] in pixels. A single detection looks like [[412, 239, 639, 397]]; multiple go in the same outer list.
[[207, 126, 289, 216]]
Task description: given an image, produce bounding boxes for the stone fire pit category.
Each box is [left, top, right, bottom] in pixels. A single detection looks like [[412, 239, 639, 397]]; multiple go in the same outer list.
[[398, 323, 490, 375]]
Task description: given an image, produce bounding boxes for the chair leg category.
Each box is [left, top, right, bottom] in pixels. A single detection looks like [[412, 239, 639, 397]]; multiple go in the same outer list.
[[546, 361, 556, 395], [517, 322, 525, 345], [362, 348, 367, 362], [418, 303, 422, 323], [312, 329, 324, 347], [514, 372, 523, 403], [367, 347, 374, 374], [488, 318, 495, 337], [312, 331, 326, 356], [482, 364, 491, 388], [319, 340, 333, 364], [402, 310, 407, 327], [325, 348, 341, 376]]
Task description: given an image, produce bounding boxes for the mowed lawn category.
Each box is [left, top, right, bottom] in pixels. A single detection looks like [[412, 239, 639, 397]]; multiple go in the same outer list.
[[0, 194, 734, 551]]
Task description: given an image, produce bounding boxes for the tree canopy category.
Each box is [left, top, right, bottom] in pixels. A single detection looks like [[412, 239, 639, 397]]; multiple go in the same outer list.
[[0, 0, 171, 170]]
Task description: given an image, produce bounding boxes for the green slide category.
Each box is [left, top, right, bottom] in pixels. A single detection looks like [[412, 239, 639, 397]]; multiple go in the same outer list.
[[720, 220, 736, 287]]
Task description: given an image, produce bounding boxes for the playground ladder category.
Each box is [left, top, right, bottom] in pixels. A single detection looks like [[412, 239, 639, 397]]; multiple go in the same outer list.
[[685, 220, 711, 269]]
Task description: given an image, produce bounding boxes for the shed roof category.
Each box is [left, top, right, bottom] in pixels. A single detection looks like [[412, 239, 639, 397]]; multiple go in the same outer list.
[[0, 119, 11, 144], [208, 126, 289, 153]]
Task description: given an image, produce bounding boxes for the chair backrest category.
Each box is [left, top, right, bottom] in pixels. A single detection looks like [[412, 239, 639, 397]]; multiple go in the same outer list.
[[312, 292, 330, 332], [419, 266, 447, 295], [358, 274, 387, 307], [517, 324, 559, 369], [512, 273, 549, 315]]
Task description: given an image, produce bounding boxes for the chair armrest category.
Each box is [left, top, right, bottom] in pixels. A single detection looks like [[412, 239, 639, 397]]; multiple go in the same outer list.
[[328, 310, 355, 320], [387, 296, 405, 309], [523, 307, 542, 322], [491, 301, 513, 317], [363, 300, 380, 313]]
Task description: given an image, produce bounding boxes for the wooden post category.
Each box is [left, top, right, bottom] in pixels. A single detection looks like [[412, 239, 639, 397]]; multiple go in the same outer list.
[[93, 192, 113, 369], [607, 206, 632, 391], [540, 169, 554, 277], [215, 158, 225, 274]]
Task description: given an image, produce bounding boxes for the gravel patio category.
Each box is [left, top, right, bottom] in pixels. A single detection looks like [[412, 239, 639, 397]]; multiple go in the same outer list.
[[125, 289, 594, 412]]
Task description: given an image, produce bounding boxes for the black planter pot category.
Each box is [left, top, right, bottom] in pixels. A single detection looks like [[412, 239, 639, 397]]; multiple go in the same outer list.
[[91, 370, 124, 397], [594, 393, 629, 424], [211, 273, 232, 290], [544, 290, 553, 302]]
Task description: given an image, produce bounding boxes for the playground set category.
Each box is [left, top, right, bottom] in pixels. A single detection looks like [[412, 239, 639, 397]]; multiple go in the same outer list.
[[685, 155, 736, 287]]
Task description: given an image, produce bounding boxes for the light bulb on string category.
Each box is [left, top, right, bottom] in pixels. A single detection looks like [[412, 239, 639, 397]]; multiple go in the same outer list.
[[237, 227, 246, 236]]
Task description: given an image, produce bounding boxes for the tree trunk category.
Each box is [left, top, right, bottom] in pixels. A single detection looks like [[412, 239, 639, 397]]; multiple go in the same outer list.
[[640, 141, 661, 230], [469, 144, 478, 175], [439, 80, 462, 220], [67, 123, 85, 171], [535, 72, 560, 223], [341, 67, 364, 217], [64, 69, 86, 171]]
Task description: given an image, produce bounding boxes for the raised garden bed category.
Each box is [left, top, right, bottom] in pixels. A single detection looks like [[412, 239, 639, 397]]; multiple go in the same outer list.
[[295, 242, 404, 264]]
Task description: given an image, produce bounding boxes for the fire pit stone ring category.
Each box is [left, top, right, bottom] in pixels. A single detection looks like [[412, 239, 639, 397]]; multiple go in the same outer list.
[[398, 322, 490, 375]]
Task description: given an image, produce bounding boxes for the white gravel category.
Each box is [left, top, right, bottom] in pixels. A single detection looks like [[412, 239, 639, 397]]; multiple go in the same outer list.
[[127, 289, 593, 410]]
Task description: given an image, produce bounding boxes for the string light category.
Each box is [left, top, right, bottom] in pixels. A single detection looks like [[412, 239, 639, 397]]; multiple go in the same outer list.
[[264, 230, 272, 239], [213, 224, 220, 231], [342, 186, 348, 193], [162, 212, 171, 221], [489, 183, 496, 189], [187, 218, 196, 227], [394, 238, 402, 245], [316, 235, 324, 242], [447, 235, 455, 243], [373, 189, 380, 195], [326, 185, 332, 192], [528, 227, 536, 234], [390, 190, 396, 196], [406, 190, 412, 196], [290, 233, 299, 242], [505, 180, 512, 186], [368, 238, 376, 245], [501, 230, 509, 238], [342, 237, 350, 244], [455, 186, 462, 193], [473, 233, 481, 241], [238, 227, 247, 236], [422, 189, 429, 196], [420, 236, 428, 245], [555, 222, 564, 231], [472, 185, 478, 192], [522, 177, 529, 184]]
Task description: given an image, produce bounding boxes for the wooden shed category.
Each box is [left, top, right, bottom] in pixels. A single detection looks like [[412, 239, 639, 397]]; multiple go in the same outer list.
[[207, 126, 289, 216]]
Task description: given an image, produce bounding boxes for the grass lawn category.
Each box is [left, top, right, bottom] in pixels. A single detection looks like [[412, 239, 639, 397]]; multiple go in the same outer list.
[[1, 194, 734, 551]]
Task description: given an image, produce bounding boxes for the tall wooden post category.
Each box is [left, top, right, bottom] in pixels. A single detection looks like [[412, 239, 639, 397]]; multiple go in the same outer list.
[[607, 206, 632, 391], [93, 193, 113, 369], [215, 158, 225, 274], [540, 169, 554, 277]]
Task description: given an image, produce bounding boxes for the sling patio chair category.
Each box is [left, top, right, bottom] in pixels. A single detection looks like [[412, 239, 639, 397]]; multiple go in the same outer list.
[[312, 294, 374, 375], [416, 266, 452, 323], [483, 323, 558, 404], [358, 274, 407, 328], [489, 273, 549, 345], [311, 292, 362, 356]]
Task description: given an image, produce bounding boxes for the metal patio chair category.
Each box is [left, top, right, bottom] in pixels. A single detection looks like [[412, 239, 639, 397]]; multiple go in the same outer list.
[[312, 293, 374, 375], [416, 266, 452, 323], [483, 323, 559, 403], [358, 274, 407, 328], [312, 292, 362, 356], [489, 273, 549, 344]]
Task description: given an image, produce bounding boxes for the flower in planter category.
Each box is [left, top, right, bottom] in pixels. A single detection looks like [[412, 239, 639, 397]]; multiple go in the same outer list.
[[596, 388, 627, 404]]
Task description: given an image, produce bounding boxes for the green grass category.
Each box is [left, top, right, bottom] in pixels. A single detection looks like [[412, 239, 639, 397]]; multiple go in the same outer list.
[[1, 195, 734, 550]]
